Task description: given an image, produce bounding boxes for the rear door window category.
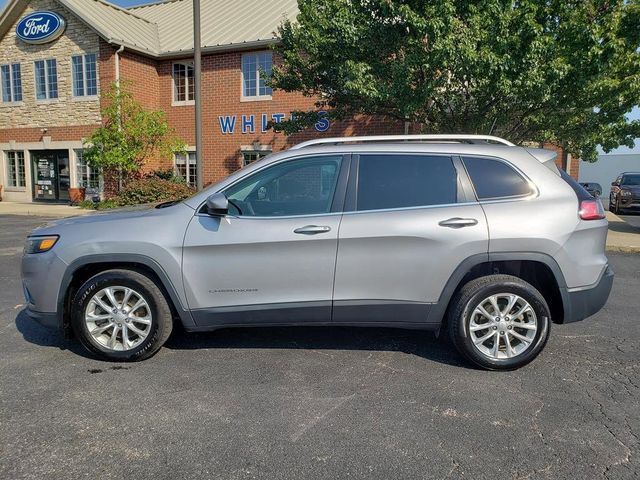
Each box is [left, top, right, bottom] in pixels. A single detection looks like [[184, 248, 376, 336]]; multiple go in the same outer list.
[[462, 156, 533, 200], [356, 154, 458, 211]]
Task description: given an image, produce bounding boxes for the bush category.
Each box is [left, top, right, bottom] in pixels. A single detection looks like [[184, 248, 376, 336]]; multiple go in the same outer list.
[[146, 168, 187, 184], [96, 199, 121, 210], [78, 199, 120, 210], [78, 200, 96, 209], [117, 177, 195, 206]]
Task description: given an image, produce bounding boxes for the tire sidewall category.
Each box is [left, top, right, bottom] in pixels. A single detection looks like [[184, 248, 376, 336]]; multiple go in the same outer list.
[[455, 281, 550, 370], [71, 273, 163, 361]]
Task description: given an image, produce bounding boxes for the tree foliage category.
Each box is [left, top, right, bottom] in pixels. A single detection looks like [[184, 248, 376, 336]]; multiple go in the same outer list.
[[272, 0, 640, 161], [83, 82, 186, 186]]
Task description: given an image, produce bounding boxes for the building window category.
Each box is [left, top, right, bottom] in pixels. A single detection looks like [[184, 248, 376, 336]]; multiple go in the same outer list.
[[174, 152, 197, 187], [242, 150, 271, 166], [1, 63, 22, 103], [173, 63, 194, 103], [5, 151, 26, 188], [241, 52, 272, 99], [72, 54, 98, 97], [75, 150, 101, 191], [34, 59, 58, 100]]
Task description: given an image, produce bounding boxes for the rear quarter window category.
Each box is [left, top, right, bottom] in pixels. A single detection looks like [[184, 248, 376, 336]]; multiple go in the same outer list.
[[462, 156, 533, 200]]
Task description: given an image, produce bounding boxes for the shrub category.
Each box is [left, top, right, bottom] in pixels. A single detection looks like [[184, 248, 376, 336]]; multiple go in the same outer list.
[[146, 168, 186, 183], [78, 199, 120, 210], [96, 199, 121, 210], [117, 177, 195, 206]]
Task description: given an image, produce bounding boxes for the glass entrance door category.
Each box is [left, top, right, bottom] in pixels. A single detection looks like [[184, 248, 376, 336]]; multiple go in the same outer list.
[[31, 151, 70, 202]]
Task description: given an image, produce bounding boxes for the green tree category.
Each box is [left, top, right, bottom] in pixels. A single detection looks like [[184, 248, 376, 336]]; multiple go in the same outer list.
[[84, 82, 186, 192], [272, 0, 640, 162]]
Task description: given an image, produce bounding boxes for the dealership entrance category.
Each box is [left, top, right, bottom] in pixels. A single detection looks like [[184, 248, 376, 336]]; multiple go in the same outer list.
[[31, 150, 70, 202]]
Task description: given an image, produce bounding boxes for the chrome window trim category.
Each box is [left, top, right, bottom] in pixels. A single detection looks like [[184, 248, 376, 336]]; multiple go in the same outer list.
[[341, 201, 479, 216]]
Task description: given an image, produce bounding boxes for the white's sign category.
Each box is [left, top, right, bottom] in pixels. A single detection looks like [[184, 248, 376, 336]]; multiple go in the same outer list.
[[218, 111, 330, 135]]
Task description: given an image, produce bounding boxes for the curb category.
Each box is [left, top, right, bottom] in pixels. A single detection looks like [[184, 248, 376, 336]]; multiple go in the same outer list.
[[606, 245, 640, 254]]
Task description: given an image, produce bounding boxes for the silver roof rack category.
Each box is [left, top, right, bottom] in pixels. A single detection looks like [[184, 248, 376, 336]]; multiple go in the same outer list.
[[290, 134, 516, 150]]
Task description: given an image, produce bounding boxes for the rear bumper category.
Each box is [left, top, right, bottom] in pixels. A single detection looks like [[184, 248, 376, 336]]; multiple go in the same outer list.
[[562, 266, 614, 323]]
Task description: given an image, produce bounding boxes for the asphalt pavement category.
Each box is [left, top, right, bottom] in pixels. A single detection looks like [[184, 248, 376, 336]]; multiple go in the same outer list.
[[620, 213, 640, 229], [0, 215, 638, 479]]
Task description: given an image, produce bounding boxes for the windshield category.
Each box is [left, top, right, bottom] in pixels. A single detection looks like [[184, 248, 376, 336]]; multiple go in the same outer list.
[[622, 174, 640, 186]]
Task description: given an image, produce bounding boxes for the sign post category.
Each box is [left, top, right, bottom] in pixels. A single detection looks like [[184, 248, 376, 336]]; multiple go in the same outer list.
[[193, 0, 203, 191]]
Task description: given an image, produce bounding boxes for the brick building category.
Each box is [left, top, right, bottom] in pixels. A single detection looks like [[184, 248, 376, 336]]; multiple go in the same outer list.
[[0, 0, 575, 203]]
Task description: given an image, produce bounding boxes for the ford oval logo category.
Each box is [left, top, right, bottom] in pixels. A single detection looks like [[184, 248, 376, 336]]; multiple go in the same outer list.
[[16, 11, 66, 45]]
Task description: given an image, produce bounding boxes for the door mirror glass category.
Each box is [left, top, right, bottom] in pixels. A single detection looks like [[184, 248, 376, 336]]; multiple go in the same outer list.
[[611, 181, 619, 187], [206, 192, 229, 216]]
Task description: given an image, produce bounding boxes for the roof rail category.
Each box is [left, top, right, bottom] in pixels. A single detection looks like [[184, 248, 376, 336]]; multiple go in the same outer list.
[[290, 134, 516, 150]]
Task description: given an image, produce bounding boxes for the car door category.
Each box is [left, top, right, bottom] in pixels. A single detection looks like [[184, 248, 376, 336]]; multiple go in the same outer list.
[[332, 153, 488, 325], [182, 154, 348, 327]]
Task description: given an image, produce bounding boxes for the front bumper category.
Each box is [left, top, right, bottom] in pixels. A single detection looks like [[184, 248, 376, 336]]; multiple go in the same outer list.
[[562, 266, 614, 323], [25, 306, 61, 330]]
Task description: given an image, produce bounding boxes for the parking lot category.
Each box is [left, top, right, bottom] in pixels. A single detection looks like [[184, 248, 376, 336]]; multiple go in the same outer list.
[[0, 214, 638, 479]]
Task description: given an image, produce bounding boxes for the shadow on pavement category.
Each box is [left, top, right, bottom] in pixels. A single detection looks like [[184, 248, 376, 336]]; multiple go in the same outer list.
[[608, 219, 640, 234], [165, 325, 467, 368], [16, 308, 467, 368], [14, 309, 91, 359]]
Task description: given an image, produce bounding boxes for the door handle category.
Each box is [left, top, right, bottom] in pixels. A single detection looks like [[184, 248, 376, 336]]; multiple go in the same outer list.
[[438, 218, 478, 229], [294, 225, 332, 235]]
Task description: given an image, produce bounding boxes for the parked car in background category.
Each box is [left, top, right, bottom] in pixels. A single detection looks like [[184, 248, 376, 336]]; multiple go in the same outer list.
[[579, 182, 602, 198], [21, 135, 612, 370], [610, 172, 640, 214]]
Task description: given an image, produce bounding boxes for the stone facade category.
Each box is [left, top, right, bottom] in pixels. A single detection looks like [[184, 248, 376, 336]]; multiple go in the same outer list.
[[0, 0, 101, 130]]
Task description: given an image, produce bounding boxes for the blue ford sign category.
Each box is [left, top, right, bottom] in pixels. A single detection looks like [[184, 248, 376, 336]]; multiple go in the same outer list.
[[16, 11, 66, 45]]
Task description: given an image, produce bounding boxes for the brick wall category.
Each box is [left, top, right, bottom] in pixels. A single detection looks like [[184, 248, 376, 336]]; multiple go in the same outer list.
[[148, 50, 404, 185]]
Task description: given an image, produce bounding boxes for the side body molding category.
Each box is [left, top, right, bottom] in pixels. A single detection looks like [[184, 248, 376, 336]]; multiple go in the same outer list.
[[57, 254, 195, 330]]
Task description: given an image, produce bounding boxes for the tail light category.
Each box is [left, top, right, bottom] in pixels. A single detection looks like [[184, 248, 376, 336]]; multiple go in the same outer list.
[[579, 199, 606, 220]]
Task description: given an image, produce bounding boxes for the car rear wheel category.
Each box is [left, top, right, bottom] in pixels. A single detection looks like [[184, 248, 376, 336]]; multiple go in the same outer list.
[[71, 269, 173, 361], [448, 275, 551, 370]]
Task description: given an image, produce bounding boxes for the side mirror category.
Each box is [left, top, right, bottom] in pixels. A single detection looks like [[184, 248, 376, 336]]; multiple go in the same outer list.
[[611, 182, 619, 187], [206, 192, 229, 216]]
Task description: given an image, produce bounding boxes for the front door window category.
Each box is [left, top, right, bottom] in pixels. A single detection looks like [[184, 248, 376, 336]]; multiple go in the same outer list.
[[224, 156, 343, 217]]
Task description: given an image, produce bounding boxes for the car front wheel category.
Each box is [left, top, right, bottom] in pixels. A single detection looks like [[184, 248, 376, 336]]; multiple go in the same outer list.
[[448, 275, 551, 370], [71, 269, 173, 361]]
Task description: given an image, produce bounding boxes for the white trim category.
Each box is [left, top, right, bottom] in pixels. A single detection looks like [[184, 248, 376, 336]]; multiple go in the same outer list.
[[240, 51, 273, 101], [3, 150, 26, 189], [1, 62, 23, 104], [171, 62, 195, 106], [71, 53, 99, 99], [33, 58, 59, 102]]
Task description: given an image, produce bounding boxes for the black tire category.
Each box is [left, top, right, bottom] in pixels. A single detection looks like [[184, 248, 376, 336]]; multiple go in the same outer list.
[[448, 275, 551, 371], [610, 197, 618, 214], [71, 269, 173, 361]]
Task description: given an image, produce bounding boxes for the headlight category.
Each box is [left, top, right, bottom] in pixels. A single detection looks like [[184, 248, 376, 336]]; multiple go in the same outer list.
[[621, 190, 632, 197], [25, 236, 59, 254]]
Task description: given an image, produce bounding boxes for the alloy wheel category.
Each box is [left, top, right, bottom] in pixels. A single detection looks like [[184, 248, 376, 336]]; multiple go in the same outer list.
[[84, 286, 153, 351], [468, 293, 538, 360]]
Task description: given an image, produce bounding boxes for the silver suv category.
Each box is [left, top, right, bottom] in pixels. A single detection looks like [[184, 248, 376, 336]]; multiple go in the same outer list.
[[21, 135, 613, 370]]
